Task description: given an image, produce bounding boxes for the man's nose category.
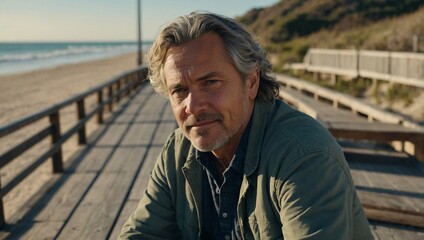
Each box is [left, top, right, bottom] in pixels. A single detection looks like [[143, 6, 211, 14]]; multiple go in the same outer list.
[[185, 91, 206, 115]]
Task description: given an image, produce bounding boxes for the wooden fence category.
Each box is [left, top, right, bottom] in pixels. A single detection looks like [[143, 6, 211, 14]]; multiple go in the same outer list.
[[300, 48, 424, 88], [0, 66, 148, 228]]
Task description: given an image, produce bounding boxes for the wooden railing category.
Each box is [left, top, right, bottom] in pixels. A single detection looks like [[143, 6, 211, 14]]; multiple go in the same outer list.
[[304, 49, 358, 78], [300, 48, 424, 88], [0, 66, 148, 227], [277, 74, 424, 161], [276, 74, 424, 128]]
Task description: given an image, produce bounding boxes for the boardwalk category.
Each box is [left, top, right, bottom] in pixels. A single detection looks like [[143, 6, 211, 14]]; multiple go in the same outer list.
[[1, 82, 424, 239], [0, 82, 176, 239]]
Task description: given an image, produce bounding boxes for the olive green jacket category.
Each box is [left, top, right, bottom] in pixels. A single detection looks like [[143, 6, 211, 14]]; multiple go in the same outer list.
[[119, 99, 373, 239]]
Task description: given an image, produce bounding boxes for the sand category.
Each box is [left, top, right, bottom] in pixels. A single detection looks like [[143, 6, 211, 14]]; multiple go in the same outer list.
[[0, 53, 139, 220]]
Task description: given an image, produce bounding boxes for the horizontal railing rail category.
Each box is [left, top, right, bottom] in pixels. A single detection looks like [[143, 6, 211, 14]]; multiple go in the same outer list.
[[300, 48, 424, 88], [276, 74, 424, 161], [0, 66, 148, 228], [276, 74, 424, 128]]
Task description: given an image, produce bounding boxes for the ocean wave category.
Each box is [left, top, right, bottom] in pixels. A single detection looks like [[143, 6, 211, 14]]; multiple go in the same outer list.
[[0, 44, 136, 63]]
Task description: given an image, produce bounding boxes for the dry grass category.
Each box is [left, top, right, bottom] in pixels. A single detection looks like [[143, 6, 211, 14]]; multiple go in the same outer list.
[[240, 1, 424, 66]]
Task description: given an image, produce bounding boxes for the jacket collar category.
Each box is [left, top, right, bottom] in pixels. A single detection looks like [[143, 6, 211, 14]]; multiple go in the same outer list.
[[243, 100, 273, 176], [181, 145, 203, 232]]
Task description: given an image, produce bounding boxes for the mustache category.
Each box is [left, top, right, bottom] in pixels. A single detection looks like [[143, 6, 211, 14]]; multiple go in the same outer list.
[[184, 113, 223, 128]]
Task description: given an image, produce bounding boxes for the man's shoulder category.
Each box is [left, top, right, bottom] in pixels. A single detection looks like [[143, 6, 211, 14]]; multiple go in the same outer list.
[[262, 99, 342, 156], [255, 100, 349, 181], [162, 128, 189, 151], [270, 100, 331, 135]]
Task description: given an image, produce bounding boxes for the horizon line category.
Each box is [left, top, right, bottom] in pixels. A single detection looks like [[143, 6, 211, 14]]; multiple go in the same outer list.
[[0, 39, 154, 43]]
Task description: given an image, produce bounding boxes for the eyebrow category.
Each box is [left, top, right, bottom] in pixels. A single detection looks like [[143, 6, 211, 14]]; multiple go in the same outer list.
[[167, 83, 184, 91], [197, 71, 223, 81], [167, 71, 224, 91]]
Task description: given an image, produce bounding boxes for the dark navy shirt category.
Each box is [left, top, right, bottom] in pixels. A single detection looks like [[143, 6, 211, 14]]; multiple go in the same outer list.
[[196, 122, 251, 240]]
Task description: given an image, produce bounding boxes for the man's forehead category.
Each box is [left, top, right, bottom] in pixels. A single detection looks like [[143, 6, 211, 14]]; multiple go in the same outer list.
[[163, 40, 215, 76], [163, 51, 197, 79]]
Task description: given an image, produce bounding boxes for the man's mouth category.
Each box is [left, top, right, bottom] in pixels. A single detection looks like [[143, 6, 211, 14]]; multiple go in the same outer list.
[[184, 113, 223, 129], [188, 120, 216, 128]]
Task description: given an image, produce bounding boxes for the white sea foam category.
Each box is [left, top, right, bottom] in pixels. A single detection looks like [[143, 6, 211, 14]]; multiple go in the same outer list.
[[0, 42, 149, 75], [0, 44, 136, 63]]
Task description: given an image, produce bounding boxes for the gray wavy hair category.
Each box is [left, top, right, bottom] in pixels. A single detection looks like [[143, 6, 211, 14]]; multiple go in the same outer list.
[[148, 12, 279, 102]]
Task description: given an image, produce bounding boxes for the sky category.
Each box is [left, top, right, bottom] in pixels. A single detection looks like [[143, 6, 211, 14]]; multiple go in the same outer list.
[[0, 0, 279, 42]]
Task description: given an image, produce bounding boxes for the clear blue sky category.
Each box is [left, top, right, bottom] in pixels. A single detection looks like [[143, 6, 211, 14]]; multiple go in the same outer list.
[[0, 0, 278, 42]]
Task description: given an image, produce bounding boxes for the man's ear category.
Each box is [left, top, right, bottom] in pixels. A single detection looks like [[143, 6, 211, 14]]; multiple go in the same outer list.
[[246, 69, 260, 101]]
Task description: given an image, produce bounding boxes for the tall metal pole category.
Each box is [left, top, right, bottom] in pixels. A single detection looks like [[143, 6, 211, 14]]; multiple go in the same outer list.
[[137, 0, 142, 65]]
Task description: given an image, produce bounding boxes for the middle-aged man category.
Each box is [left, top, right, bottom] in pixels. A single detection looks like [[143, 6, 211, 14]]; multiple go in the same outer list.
[[119, 12, 373, 239]]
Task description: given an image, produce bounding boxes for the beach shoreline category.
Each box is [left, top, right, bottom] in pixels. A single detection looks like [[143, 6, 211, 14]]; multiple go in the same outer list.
[[0, 52, 140, 220], [0, 41, 142, 77], [0, 52, 139, 125]]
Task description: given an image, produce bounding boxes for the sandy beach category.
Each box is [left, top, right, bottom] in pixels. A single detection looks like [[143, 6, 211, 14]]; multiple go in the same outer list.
[[0, 52, 139, 220]]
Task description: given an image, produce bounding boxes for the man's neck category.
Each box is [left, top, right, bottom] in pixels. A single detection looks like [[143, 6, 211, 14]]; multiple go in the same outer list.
[[211, 102, 255, 174], [211, 140, 240, 174], [212, 120, 253, 174]]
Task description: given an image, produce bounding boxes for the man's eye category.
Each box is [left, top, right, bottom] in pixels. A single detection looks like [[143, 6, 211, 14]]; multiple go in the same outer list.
[[206, 80, 218, 85], [172, 87, 187, 95]]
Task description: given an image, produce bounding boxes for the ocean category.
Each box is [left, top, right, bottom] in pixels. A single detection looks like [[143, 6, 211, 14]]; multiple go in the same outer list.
[[0, 41, 151, 76]]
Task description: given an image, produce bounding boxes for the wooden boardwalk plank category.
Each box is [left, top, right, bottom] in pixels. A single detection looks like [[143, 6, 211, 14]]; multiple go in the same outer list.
[[345, 142, 424, 228], [56, 89, 168, 239], [108, 201, 138, 240], [109, 118, 176, 239], [56, 147, 148, 239], [107, 146, 161, 240], [0, 172, 96, 240], [129, 123, 176, 201], [370, 221, 424, 240]]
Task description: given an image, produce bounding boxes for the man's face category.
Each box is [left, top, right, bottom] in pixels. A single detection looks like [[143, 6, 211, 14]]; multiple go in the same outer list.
[[163, 32, 259, 155]]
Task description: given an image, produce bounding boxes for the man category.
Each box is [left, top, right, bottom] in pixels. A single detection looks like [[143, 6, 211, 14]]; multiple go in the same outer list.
[[119, 12, 373, 239]]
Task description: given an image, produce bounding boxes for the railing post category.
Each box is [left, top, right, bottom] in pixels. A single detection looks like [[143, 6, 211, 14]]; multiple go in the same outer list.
[[356, 49, 360, 77], [49, 112, 63, 173], [330, 74, 336, 86], [108, 85, 113, 112], [77, 99, 87, 144], [138, 69, 145, 89], [333, 100, 339, 109], [97, 90, 104, 124], [406, 57, 409, 79], [122, 78, 127, 98], [413, 35, 418, 52], [371, 78, 378, 94], [415, 140, 424, 162], [133, 77, 138, 91], [126, 77, 131, 96], [0, 177, 5, 228], [116, 80, 122, 103]]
